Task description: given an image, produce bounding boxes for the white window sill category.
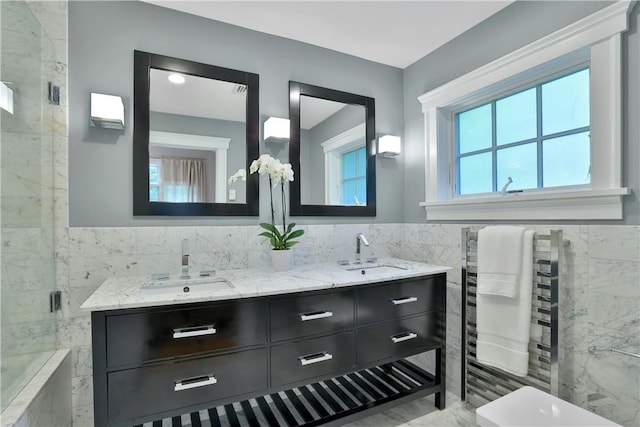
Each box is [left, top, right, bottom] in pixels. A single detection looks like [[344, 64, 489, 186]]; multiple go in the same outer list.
[[419, 188, 630, 221]]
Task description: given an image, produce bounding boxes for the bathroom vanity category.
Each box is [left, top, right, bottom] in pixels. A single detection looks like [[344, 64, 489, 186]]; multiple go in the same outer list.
[[83, 260, 448, 427]]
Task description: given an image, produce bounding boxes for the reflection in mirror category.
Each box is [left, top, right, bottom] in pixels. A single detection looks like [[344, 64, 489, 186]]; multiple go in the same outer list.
[[148, 69, 246, 204], [300, 96, 366, 206], [133, 51, 259, 216], [289, 81, 376, 217]]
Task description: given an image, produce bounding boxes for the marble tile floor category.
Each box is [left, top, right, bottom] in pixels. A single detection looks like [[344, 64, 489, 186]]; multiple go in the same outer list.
[[345, 396, 476, 427]]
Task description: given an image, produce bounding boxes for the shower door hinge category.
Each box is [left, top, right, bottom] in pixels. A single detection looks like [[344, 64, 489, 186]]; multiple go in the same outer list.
[[50, 290, 62, 312], [48, 82, 60, 105]]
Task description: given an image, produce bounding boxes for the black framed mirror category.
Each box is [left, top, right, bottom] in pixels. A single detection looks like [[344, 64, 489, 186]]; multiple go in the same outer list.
[[133, 51, 259, 216], [289, 81, 376, 216]]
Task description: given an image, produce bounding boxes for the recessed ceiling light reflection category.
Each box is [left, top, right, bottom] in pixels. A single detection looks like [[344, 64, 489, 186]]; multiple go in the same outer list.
[[168, 73, 186, 85]]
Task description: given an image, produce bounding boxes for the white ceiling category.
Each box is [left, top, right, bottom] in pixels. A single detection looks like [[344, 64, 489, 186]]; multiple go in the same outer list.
[[142, 1, 513, 69], [150, 68, 247, 121]]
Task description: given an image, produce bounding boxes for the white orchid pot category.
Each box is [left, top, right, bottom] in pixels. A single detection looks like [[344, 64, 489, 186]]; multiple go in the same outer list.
[[271, 249, 292, 271]]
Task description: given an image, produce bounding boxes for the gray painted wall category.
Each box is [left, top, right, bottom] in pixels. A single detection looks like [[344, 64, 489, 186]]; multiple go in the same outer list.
[[402, 1, 640, 225], [69, 1, 403, 226]]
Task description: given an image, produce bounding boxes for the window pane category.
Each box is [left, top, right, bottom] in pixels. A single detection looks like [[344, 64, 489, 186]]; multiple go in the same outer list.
[[149, 186, 159, 201], [149, 165, 159, 183], [459, 153, 492, 194], [543, 131, 590, 187], [542, 68, 589, 135], [342, 150, 356, 179], [356, 177, 367, 205], [496, 88, 536, 145], [342, 180, 357, 205], [356, 147, 366, 177], [458, 103, 492, 154], [496, 143, 538, 191]]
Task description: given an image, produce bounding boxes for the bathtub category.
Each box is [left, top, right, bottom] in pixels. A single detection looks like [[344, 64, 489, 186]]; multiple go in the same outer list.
[[476, 386, 620, 427], [0, 349, 71, 427]]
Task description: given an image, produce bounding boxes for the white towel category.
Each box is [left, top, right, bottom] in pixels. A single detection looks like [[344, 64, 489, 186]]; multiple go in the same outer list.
[[476, 229, 535, 377], [477, 226, 526, 297]]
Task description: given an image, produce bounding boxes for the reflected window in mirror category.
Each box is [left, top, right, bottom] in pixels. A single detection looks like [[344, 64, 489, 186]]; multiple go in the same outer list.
[[290, 81, 375, 216], [133, 51, 259, 216]]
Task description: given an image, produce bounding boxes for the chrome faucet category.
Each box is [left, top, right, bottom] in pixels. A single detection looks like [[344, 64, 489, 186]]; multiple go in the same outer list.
[[181, 239, 190, 279], [355, 233, 370, 264]]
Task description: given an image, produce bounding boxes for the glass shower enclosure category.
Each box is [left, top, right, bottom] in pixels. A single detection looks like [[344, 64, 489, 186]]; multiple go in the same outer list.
[[1, 0, 57, 411]]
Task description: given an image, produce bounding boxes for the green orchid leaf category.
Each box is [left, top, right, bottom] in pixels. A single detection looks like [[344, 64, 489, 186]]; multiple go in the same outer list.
[[260, 223, 277, 233], [286, 223, 296, 234], [287, 230, 304, 240], [258, 232, 273, 239], [284, 240, 299, 248]]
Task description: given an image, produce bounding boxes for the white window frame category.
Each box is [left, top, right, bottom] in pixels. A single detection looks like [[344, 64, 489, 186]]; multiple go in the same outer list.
[[321, 123, 366, 205], [418, 2, 632, 221]]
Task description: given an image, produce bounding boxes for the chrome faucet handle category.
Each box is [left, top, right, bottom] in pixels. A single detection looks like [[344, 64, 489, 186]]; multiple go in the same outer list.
[[356, 233, 370, 246], [181, 239, 190, 279]]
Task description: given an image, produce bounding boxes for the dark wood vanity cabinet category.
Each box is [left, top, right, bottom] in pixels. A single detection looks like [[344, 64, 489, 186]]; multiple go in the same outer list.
[[91, 274, 446, 426]]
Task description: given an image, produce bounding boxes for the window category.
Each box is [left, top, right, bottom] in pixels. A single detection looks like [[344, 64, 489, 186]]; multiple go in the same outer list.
[[456, 68, 590, 195], [149, 159, 161, 201], [341, 147, 367, 205], [418, 2, 631, 220], [321, 123, 366, 205]]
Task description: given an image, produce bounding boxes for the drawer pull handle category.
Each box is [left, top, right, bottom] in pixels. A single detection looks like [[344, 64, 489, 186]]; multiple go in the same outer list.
[[390, 296, 418, 305], [391, 332, 418, 343], [299, 351, 333, 366], [174, 375, 217, 391], [300, 311, 333, 321], [172, 325, 216, 339]]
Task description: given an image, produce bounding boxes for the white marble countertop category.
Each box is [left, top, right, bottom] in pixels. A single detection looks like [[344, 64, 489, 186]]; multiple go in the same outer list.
[[81, 258, 451, 312]]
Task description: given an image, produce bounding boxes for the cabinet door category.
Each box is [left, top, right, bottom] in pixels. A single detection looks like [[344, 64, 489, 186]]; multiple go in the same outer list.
[[270, 290, 354, 342], [108, 348, 267, 423], [106, 300, 267, 367], [270, 332, 356, 387], [357, 314, 440, 365], [357, 276, 443, 325]]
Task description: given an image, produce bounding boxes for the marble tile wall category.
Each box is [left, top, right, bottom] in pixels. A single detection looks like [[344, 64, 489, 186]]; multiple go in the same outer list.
[[396, 224, 640, 427], [59, 222, 638, 426]]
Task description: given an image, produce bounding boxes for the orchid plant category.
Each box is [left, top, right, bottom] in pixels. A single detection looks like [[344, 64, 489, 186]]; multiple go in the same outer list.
[[230, 154, 304, 250]]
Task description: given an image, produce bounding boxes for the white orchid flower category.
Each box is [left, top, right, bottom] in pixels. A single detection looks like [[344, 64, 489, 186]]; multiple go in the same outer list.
[[228, 168, 246, 184], [249, 154, 276, 175], [281, 163, 294, 182]]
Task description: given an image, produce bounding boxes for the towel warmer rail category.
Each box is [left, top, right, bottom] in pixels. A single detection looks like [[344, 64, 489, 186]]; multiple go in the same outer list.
[[461, 228, 564, 407]]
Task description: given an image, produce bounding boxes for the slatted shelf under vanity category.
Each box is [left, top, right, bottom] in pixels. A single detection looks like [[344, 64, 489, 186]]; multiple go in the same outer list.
[[134, 359, 438, 427]]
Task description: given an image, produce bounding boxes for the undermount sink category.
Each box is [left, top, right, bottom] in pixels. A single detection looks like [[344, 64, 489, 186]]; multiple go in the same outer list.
[[344, 263, 409, 275], [139, 277, 233, 295]]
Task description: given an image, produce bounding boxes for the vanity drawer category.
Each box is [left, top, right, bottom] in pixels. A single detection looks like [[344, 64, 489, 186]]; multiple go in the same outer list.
[[270, 332, 356, 387], [107, 347, 267, 423], [357, 277, 442, 325], [357, 314, 439, 365], [106, 300, 267, 368], [270, 290, 355, 342]]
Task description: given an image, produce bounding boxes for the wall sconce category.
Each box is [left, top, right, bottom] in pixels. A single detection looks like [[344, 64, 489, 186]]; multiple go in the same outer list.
[[90, 93, 125, 129], [264, 117, 289, 143], [0, 82, 14, 114], [378, 135, 401, 158]]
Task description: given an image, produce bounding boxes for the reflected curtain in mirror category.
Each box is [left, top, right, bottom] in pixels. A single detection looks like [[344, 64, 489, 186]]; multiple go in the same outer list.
[[289, 81, 376, 216], [154, 157, 206, 203], [133, 51, 259, 216]]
